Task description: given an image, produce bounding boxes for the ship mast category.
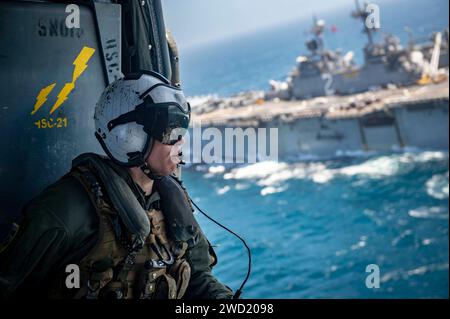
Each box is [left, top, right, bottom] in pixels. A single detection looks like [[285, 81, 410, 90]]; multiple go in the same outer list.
[[312, 15, 325, 53], [305, 15, 326, 58], [351, 0, 376, 46]]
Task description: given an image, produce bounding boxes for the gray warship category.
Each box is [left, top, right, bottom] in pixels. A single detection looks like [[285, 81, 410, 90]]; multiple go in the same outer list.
[[189, 2, 449, 163], [266, 1, 449, 100]]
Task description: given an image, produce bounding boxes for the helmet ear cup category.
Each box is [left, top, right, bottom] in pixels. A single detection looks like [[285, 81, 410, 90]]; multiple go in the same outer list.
[[141, 137, 155, 165]]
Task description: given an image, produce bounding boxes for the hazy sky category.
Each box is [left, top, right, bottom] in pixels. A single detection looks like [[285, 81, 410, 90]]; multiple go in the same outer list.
[[162, 0, 357, 48]]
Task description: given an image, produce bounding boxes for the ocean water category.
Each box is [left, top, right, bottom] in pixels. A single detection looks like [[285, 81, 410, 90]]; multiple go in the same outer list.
[[175, 0, 449, 298], [183, 152, 449, 298]]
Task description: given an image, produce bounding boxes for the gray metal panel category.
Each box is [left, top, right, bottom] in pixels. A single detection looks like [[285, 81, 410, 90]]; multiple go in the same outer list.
[[363, 126, 400, 150], [93, 2, 123, 83], [393, 99, 449, 149], [0, 2, 106, 221], [147, 0, 171, 80], [278, 117, 364, 157]]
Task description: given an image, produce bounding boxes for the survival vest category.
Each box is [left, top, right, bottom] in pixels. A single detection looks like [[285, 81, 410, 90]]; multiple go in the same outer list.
[[53, 158, 196, 299]]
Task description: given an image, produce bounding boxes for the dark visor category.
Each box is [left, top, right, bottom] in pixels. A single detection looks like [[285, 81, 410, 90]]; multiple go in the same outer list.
[[107, 98, 191, 145]]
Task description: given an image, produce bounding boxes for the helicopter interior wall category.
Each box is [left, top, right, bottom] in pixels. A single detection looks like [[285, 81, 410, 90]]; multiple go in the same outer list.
[[0, 2, 108, 223]]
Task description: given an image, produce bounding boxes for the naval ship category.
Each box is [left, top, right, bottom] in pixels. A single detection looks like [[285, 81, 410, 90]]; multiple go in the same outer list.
[[188, 2, 449, 163], [266, 1, 449, 100]]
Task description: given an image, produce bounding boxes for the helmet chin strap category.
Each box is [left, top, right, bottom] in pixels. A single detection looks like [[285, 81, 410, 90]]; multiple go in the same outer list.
[[136, 137, 163, 181], [139, 162, 163, 181]]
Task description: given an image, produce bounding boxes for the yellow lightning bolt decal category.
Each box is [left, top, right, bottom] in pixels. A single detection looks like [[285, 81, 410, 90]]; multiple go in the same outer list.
[[49, 46, 95, 115], [31, 83, 56, 115]]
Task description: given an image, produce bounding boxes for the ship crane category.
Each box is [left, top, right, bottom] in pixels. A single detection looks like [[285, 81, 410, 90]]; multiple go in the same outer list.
[[417, 32, 447, 84]]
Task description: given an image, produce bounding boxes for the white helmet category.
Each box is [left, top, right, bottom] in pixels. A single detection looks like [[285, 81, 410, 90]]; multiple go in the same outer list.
[[94, 71, 190, 168]]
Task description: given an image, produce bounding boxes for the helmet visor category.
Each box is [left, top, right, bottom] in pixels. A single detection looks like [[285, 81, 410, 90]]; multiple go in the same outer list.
[[107, 100, 191, 146], [149, 102, 191, 145]]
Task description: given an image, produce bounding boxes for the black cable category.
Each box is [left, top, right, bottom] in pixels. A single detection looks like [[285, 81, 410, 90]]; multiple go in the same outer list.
[[189, 198, 251, 300]]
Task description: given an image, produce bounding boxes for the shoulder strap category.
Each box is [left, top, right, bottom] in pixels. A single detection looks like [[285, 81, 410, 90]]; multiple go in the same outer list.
[[72, 153, 150, 242], [69, 166, 109, 299], [69, 165, 123, 242], [70, 166, 105, 211], [70, 166, 134, 299]]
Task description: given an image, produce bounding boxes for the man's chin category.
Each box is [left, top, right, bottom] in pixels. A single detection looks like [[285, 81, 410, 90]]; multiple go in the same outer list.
[[155, 167, 177, 177]]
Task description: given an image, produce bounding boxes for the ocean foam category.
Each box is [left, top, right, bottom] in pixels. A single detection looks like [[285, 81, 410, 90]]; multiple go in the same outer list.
[[408, 206, 448, 219], [208, 152, 449, 191], [426, 172, 449, 200]]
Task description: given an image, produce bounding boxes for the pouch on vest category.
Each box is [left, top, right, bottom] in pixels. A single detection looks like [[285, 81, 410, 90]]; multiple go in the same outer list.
[[155, 175, 200, 245]]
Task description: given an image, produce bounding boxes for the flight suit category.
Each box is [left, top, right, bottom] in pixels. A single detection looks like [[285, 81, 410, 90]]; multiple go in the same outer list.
[[0, 154, 233, 299]]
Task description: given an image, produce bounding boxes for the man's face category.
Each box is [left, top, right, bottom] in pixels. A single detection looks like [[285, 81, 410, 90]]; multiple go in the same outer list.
[[146, 139, 184, 176]]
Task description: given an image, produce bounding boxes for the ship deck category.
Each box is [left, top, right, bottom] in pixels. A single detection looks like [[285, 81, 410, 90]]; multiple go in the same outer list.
[[193, 80, 449, 126]]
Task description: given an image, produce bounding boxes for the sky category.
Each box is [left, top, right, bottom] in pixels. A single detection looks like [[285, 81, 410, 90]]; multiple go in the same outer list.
[[161, 0, 358, 49]]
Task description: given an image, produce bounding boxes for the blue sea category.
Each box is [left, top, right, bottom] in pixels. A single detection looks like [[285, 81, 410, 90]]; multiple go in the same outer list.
[[177, 0, 449, 298], [183, 152, 449, 298]]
